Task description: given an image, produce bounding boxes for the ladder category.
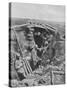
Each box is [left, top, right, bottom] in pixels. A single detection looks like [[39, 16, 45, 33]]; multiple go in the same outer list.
[[12, 28, 32, 77]]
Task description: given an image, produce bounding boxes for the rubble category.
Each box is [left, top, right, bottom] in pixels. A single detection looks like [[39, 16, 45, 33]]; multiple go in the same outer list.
[[10, 20, 65, 87]]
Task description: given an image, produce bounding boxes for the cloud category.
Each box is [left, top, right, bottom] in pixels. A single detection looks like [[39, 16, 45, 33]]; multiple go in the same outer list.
[[11, 3, 65, 22]]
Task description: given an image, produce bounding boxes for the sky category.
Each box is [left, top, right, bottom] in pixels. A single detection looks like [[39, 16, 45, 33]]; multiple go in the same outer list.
[[11, 3, 65, 22]]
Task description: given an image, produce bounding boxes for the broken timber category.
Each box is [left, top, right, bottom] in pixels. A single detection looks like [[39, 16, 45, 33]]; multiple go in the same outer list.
[[12, 28, 32, 77]]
